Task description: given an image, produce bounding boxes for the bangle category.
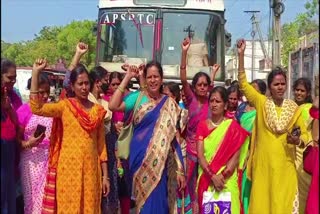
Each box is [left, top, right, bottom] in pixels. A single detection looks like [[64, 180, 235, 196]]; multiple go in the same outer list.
[[176, 170, 184, 176], [30, 90, 39, 94], [141, 84, 147, 89], [118, 86, 124, 93], [204, 166, 214, 178], [102, 176, 110, 180], [180, 65, 186, 70]]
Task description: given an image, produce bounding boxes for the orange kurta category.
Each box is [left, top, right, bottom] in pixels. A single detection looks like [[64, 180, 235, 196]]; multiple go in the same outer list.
[[30, 98, 107, 214]]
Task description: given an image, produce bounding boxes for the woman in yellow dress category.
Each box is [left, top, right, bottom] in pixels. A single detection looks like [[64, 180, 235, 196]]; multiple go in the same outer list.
[[292, 77, 313, 214], [29, 59, 110, 214], [237, 39, 309, 214]]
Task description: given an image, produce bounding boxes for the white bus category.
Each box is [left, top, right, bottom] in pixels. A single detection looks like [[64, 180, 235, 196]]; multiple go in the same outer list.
[[96, 0, 228, 84]]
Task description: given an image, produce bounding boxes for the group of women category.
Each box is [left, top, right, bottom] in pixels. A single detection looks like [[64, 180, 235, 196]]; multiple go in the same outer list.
[[1, 37, 318, 214]]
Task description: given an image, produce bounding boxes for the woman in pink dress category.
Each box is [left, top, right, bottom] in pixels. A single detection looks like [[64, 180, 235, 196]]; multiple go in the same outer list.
[[17, 74, 53, 214]]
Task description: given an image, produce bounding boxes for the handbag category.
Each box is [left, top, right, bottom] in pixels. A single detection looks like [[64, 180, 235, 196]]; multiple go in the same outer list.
[[202, 190, 231, 214], [117, 91, 143, 159]]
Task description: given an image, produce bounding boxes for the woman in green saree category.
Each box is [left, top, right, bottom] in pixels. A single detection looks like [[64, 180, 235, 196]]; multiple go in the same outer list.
[[196, 86, 250, 213], [235, 79, 267, 214]]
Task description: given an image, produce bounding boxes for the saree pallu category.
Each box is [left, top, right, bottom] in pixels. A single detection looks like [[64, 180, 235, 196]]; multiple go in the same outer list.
[[197, 119, 249, 214], [129, 96, 188, 213], [238, 110, 256, 214]]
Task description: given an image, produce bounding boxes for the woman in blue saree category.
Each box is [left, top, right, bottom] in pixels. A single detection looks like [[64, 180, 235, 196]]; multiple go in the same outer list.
[[109, 62, 189, 213]]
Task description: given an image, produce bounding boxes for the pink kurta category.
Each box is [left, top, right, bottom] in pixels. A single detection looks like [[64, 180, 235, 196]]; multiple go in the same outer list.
[[17, 104, 53, 214], [304, 145, 319, 214]]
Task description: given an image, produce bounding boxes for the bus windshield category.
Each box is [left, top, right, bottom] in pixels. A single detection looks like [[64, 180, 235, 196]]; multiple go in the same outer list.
[[98, 11, 155, 66], [161, 12, 218, 66]]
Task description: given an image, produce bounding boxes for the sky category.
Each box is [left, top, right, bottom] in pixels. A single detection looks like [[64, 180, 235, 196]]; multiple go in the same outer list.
[[1, 0, 310, 43]]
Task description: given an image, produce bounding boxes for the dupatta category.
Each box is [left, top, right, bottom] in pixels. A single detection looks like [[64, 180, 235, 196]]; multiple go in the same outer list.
[[42, 98, 106, 214], [130, 96, 188, 213], [197, 119, 249, 212]]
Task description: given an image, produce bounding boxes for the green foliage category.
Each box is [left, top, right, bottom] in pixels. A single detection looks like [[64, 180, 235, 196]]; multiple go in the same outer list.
[[281, 0, 319, 67], [305, 0, 319, 18], [2, 20, 97, 69]]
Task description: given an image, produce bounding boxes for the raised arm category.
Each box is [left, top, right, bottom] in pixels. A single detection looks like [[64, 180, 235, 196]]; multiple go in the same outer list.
[[237, 39, 265, 108], [30, 59, 64, 117], [209, 64, 220, 90], [68, 42, 89, 71], [180, 38, 194, 98], [109, 65, 138, 112]]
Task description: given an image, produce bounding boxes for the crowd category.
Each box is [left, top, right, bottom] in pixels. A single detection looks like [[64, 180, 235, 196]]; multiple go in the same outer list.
[[1, 37, 319, 214]]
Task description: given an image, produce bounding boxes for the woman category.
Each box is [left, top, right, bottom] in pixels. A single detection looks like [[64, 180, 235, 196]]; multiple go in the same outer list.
[[163, 82, 181, 104], [292, 77, 313, 214], [235, 79, 267, 214], [196, 86, 249, 213], [1, 58, 22, 214], [237, 39, 309, 214], [303, 97, 319, 214], [109, 62, 187, 213], [17, 74, 52, 214], [180, 38, 220, 212], [225, 85, 240, 119], [29, 58, 110, 214]]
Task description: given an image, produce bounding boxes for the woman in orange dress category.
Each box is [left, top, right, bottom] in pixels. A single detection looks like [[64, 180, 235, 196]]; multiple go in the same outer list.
[[29, 58, 110, 214]]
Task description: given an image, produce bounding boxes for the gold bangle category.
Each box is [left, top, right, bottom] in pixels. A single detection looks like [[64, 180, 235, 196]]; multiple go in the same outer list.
[[176, 170, 184, 176], [141, 84, 147, 89], [102, 176, 110, 180], [30, 90, 39, 94], [118, 86, 124, 93]]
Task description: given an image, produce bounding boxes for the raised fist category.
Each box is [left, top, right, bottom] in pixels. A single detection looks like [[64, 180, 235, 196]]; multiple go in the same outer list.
[[76, 42, 89, 55], [32, 58, 48, 72], [181, 37, 191, 52], [237, 39, 246, 54]]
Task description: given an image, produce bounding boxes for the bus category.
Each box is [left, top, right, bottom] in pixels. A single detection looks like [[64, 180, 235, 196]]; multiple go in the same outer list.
[[96, 0, 228, 84]]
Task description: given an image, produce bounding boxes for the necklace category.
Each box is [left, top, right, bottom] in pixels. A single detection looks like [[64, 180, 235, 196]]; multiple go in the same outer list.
[[210, 117, 225, 127]]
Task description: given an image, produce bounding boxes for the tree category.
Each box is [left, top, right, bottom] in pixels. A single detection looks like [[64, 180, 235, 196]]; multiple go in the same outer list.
[[305, 0, 319, 18], [1, 20, 97, 68], [281, 6, 319, 66], [56, 20, 97, 69]]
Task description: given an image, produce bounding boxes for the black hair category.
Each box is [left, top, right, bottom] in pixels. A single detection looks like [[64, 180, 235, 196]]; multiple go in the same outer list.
[[89, 66, 108, 91], [109, 71, 123, 83], [27, 74, 51, 90], [143, 61, 163, 78], [251, 79, 267, 95], [231, 80, 239, 87], [70, 64, 90, 86], [192, 72, 211, 89], [1, 58, 16, 75], [163, 82, 181, 104], [293, 77, 312, 103], [209, 86, 228, 103], [267, 66, 287, 88], [227, 85, 240, 98]]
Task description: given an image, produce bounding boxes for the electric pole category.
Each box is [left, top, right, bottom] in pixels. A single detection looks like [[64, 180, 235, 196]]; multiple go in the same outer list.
[[271, 0, 285, 67], [244, 10, 260, 81]]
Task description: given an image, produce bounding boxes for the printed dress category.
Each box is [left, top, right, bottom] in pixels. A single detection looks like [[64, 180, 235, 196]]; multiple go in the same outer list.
[[17, 104, 53, 214]]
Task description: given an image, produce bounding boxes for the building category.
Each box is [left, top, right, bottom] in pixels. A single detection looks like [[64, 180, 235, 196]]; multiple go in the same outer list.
[[225, 40, 272, 82], [287, 31, 319, 98]]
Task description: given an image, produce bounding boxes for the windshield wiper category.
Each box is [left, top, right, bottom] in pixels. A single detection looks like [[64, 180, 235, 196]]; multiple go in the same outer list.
[[127, 9, 144, 48]]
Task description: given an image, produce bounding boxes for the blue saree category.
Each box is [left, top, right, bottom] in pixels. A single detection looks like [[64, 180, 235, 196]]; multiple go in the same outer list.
[[129, 96, 188, 213]]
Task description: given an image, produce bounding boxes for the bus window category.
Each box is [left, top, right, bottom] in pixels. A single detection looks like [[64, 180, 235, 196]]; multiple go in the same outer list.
[[161, 12, 221, 79], [98, 11, 155, 66]]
